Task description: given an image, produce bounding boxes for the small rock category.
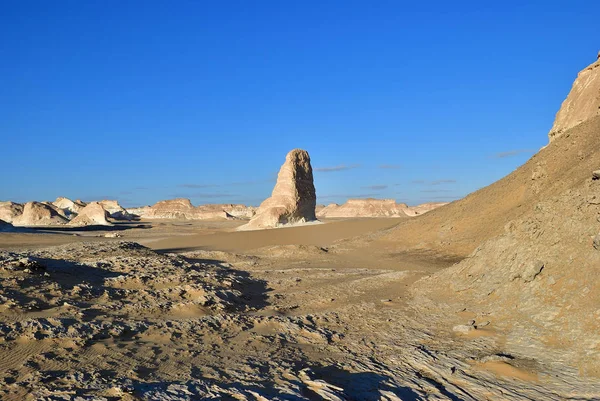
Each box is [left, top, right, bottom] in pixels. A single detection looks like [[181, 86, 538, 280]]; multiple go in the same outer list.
[[522, 260, 544, 282], [593, 170, 600, 180], [593, 234, 600, 250], [453, 324, 475, 334], [380, 299, 392, 303]]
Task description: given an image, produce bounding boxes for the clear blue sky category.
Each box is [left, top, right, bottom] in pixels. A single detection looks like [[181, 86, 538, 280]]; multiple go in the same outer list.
[[1, 1, 598, 207]]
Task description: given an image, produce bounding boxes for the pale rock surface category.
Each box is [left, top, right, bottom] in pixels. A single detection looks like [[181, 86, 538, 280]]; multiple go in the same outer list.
[[52, 197, 86, 216], [240, 149, 317, 230], [98, 200, 134, 220], [12, 201, 69, 226], [318, 199, 409, 218], [126, 205, 151, 218], [144, 198, 195, 219], [69, 202, 112, 226], [0, 201, 24, 223], [549, 56, 600, 142]]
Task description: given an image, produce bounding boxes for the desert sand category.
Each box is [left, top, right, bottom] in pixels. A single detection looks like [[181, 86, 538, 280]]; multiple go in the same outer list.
[[0, 55, 600, 400]]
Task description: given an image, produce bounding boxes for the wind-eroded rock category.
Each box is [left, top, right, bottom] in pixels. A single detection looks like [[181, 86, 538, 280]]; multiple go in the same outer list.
[[0, 201, 24, 223], [318, 199, 409, 218], [140, 199, 254, 220], [52, 197, 86, 216], [12, 202, 68, 226], [240, 149, 317, 230], [549, 57, 600, 142], [69, 202, 112, 226], [98, 200, 134, 220]]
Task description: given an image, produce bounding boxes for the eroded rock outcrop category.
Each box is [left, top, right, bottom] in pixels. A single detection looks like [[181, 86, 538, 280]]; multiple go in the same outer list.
[[53, 197, 86, 216], [318, 199, 409, 218], [138, 199, 253, 220], [0, 201, 24, 223], [240, 149, 317, 230], [98, 200, 134, 221], [317, 199, 447, 218], [549, 56, 600, 142], [69, 202, 111, 226], [144, 198, 195, 219], [12, 202, 69, 226]]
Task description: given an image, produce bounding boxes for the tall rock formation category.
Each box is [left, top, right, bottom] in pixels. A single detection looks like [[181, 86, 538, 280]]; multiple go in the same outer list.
[[240, 149, 317, 230], [549, 56, 600, 142]]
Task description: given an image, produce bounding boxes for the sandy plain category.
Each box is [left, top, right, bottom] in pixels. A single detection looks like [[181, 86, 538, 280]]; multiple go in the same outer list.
[[1, 216, 592, 400]]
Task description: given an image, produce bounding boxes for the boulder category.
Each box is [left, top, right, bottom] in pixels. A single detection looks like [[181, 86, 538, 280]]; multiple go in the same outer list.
[[12, 202, 69, 226], [69, 202, 112, 226], [549, 56, 600, 142], [240, 149, 317, 230]]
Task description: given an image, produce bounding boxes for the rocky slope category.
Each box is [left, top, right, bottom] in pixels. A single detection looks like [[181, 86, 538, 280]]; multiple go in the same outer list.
[[317, 199, 447, 218], [343, 56, 600, 259], [240, 149, 317, 230]]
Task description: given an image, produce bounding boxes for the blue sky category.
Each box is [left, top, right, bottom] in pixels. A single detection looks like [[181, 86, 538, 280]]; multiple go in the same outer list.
[[1, 1, 598, 207]]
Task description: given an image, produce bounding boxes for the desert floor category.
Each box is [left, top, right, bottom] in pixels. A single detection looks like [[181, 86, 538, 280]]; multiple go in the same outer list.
[[0, 219, 596, 400]]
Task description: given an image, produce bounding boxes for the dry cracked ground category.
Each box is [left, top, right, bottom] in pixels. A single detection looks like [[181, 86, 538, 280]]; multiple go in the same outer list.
[[1, 218, 598, 400]]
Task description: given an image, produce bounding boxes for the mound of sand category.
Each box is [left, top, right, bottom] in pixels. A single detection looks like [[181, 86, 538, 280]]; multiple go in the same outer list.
[[98, 200, 134, 220], [0, 201, 23, 223], [240, 149, 317, 230], [69, 202, 112, 226], [12, 201, 69, 226]]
